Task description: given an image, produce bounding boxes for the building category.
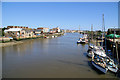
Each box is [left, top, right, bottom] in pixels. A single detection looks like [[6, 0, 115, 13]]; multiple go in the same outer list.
[[4, 28, 24, 39], [118, 1, 120, 28], [107, 28, 120, 35], [50, 27, 61, 33], [34, 29, 42, 36], [37, 27, 49, 33], [7, 26, 28, 29], [24, 29, 34, 38], [4, 27, 34, 39]]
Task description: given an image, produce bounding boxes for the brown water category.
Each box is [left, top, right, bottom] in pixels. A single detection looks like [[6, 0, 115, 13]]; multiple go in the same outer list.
[[2, 33, 117, 78]]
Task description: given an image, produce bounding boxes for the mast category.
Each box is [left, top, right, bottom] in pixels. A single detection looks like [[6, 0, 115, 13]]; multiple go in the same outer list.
[[101, 14, 107, 51], [102, 14, 104, 48], [91, 24, 93, 40], [79, 25, 80, 33]]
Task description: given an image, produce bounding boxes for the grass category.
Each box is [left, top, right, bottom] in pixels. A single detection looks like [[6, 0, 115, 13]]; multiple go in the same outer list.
[[0, 40, 11, 43]]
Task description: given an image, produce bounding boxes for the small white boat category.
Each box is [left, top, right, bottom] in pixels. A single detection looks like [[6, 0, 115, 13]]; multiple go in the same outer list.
[[80, 38, 86, 44], [77, 40, 81, 44], [92, 56, 108, 74], [52, 36, 54, 38]]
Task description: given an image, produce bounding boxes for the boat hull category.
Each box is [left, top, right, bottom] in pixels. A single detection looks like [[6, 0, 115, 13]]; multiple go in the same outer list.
[[87, 52, 93, 58], [80, 42, 85, 44], [108, 66, 118, 73], [77, 41, 80, 44], [92, 61, 108, 74]]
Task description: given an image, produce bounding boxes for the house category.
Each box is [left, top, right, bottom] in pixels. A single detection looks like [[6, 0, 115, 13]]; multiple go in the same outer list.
[[7, 26, 29, 29], [49, 29, 56, 33], [50, 27, 61, 33], [37, 27, 49, 33], [4, 27, 34, 39], [4, 28, 26, 39], [24, 29, 34, 38]]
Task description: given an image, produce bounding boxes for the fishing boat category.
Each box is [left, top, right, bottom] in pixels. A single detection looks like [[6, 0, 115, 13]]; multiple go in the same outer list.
[[92, 55, 108, 74], [87, 50, 94, 58], [105, 56, 118, 73], [80, 38, 86, 44], [77, 40, 81, 44], [87, 45, 94, 52], [87, 45, 106, 57], [93, 49, 106, 57]]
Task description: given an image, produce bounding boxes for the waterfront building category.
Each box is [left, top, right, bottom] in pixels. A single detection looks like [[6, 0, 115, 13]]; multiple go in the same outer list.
[[34, 29, 42, 36], [4, 28, 23, 39], [49, 29, 56, 33], [7, 26, 29, 29], [24, 29, 34, 38], [50, 27, 61, 33], [37, 27, 49, 33], [4, 28, 34, 39], [107, 28, 120, 35]]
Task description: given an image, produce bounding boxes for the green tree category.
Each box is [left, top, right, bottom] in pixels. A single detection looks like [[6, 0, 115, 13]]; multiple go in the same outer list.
[[2, 27, 7, 36]]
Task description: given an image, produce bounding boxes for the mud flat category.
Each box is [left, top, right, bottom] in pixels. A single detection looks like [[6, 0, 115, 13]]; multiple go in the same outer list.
[[0, 41, 24, 47]]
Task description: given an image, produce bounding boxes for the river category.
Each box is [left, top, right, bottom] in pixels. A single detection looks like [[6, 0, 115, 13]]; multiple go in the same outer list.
[[2, 33, 117, 78]]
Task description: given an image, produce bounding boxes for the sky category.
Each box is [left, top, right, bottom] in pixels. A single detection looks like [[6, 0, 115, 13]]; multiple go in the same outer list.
[[2, 2, 118, 30], [1, 0, 120, 2], [118, 2, 120, 28]]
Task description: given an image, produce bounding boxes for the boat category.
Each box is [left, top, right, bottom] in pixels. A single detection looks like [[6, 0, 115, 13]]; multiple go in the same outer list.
[[44, 36, 49, 38], [87, 45, 106, 58], [93, 50, 106, 57], [87, 45, 94, 52], [87, 50, 94, 58], [52, 36, 54, 38], [77, 40, 81, 44], [105, 56, 118, 73], [80, 38, 86, 44], [92, 55, 108, 74]]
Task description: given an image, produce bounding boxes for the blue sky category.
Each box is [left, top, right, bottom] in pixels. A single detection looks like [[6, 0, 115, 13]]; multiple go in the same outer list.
[[2, 2, 118, 30]]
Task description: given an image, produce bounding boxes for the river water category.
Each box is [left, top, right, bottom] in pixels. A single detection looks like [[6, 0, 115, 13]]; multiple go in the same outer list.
[[2, 33, 117, 78]]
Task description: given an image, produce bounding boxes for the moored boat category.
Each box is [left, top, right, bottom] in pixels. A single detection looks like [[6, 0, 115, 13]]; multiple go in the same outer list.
[[92, 55, 108, 74], [77, 40, 81, 44], [105, 56, 118, 73], [93, 50, 106, 57], [87, 51, 94, 58], [80, 38, 86, 44]]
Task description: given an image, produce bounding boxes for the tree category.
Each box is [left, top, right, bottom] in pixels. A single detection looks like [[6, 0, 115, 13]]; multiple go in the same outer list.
[[2, 27, 7, 36]]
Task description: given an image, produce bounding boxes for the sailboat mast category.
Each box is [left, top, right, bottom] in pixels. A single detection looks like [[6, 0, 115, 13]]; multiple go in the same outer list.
[[101, 14, 104, 47], [91, 24, 93, 40], [103, 14, 106, 51], [79, 25, 80, 33]]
